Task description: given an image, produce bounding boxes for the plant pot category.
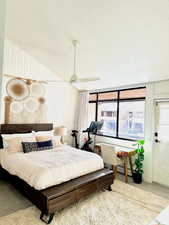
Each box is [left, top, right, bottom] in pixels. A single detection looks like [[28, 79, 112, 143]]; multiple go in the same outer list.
[[132, 172, 142, 184]]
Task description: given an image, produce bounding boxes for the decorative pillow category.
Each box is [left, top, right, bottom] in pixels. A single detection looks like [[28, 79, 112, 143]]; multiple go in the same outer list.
[[37, 140, 53, 151], [22, 142, 38, 153], [36, 135, 51, 142], [36, 135, 61, 147]]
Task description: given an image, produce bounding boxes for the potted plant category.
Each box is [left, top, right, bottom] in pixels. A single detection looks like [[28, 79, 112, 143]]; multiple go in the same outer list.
[[132, 140, 144, 184]]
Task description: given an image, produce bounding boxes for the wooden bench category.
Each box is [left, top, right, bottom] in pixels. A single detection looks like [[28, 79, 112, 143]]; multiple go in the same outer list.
[[1, 167, 114, 224]]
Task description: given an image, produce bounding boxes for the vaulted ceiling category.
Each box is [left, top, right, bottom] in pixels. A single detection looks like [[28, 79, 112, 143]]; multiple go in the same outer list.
[[5, 0, 169, 90]]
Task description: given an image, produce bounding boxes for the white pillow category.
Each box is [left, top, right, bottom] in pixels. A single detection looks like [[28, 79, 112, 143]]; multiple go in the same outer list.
[[5, 136, 36, 153], [33, 130, 54, 136], [2, 133, 36, 149]]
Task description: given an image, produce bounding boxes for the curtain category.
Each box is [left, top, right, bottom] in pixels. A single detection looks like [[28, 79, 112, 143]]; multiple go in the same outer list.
[[77, 91, 89, 148]]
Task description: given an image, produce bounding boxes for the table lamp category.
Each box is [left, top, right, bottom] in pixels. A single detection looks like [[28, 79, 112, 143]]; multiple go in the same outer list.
[[54, 126, 68, 144]]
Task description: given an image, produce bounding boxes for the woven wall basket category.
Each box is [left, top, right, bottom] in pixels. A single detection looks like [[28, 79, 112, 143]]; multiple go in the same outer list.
[[24, 96, 39, 113], [6, 79, 29, 101], [30, 82, 45, 97], [11, 101, 24, 114]]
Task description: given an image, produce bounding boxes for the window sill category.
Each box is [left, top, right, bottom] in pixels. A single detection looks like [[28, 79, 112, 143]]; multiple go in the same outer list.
[[96, 133, 137, 142]]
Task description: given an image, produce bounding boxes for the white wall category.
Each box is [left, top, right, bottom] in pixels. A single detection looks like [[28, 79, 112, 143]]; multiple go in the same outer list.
[[2, 40, 79, 143], [0, 0, 6, 116]]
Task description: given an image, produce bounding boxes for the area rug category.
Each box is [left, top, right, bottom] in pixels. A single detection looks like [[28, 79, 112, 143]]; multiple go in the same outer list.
[[0, 180, 168, 225]]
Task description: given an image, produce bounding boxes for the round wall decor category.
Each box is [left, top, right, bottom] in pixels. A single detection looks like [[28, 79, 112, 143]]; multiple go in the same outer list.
[[30, 82, 45, 97], [11, 101, 24, 114], [6, 79, 29, 101], [24, 97, 39, 113]]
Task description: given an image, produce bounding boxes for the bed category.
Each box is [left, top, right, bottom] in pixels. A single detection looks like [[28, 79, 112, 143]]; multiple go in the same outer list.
[[0, 124, 114, 224]]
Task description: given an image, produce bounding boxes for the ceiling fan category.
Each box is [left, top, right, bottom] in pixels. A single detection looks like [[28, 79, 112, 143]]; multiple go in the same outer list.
[[4, 40, 100, 85], [70, 40, 100, 83]]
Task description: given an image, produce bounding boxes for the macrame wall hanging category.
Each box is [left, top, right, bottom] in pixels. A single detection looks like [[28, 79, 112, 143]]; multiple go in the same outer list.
[[4, 74, 47, 124]]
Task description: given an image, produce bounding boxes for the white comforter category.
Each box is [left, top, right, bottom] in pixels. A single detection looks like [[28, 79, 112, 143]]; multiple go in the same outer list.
[[0, 145, 104, 190]]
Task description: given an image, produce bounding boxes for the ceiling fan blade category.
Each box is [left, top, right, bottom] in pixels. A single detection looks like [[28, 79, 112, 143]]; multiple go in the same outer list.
[[75, 77, 100, 83], [46, 80, 63, 83], [44, 80, 68, 85]]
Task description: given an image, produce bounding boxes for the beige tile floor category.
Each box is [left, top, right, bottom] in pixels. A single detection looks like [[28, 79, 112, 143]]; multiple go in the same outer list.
[[0, 175, 169, 217], [0, 179, 32, 217], [118, 174, 169, 200]]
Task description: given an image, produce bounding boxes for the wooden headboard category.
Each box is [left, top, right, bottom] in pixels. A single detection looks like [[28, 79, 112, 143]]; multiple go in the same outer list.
[[0, 123, 53, 148], [0, 123, 53, 134]]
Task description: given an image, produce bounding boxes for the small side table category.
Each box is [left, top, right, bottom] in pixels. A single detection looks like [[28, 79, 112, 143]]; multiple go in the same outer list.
[[117, 150, 136, 183]]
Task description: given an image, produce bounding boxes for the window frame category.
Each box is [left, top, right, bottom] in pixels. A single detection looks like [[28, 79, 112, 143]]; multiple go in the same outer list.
[[89, 87, 146, 141]]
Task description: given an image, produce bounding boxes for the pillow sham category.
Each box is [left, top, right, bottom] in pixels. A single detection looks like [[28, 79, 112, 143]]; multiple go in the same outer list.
[[22, 142, 38, 153], [37, 140, 53, 151]]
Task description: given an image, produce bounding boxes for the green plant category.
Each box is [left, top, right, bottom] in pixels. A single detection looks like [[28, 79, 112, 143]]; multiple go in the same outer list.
[[133, 140, 144, 174]]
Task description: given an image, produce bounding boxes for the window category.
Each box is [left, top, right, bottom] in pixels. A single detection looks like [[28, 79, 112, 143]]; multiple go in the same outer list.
[[98, 102, 117, 137], [119, 101, 145, 140], [119, 88, 146, 99], [89, 87, 146, 141], [98, 92, 118, 100]]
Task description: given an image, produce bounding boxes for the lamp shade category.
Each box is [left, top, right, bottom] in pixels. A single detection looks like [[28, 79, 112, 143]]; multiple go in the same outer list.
[[54, 126, 68, 136]]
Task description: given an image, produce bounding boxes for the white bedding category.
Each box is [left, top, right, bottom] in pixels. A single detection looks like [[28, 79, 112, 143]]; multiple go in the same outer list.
[[0, 145, 104, 190]]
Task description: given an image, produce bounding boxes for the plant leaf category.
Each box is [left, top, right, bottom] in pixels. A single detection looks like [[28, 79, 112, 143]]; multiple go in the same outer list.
[[137, 140, 145, 145]]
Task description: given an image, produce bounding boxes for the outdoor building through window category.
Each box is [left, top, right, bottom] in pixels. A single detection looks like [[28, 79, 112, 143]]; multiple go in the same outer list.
[[89, 87, 146, 141]]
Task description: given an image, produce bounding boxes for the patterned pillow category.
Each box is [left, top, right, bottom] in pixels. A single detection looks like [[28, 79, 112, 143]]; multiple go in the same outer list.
[[22, 142, 38, 153], [37, 140, 53, 151]]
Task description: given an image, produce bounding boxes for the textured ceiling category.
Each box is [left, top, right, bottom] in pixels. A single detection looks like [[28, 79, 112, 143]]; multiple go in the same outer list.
[[5, 0, 169, 90]]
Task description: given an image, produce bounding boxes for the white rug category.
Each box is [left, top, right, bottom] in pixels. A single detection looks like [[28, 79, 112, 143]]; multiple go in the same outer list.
[[0, 180, 168, 225]]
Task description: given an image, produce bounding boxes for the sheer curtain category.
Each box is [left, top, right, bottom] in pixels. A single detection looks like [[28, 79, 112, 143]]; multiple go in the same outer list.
[[77, 91, 89, 147]]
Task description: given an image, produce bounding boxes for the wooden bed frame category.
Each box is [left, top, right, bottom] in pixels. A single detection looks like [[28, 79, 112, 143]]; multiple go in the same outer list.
[[0, 124, 114, 224]]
